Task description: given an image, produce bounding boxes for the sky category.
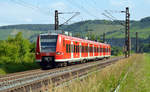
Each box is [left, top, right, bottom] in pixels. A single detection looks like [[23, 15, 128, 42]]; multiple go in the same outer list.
[[0, 0, 150, 26]]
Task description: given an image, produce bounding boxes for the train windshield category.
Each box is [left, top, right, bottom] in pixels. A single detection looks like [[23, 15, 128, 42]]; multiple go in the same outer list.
[[40, 35, 58, 52]]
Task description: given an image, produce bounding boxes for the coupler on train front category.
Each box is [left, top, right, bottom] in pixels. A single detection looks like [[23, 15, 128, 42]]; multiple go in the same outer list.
[[39, 56, 55, 69]]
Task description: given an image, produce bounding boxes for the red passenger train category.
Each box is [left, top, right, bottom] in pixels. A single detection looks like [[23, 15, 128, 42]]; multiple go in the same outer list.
[[35, 32, 111, 69]]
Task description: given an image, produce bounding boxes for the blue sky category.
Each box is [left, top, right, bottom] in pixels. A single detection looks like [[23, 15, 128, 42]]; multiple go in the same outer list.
[[0, 0, 150, 26]]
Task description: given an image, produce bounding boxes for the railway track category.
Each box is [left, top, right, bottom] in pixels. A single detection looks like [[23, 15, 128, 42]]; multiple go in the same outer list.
[[0, 56, 124, 92]]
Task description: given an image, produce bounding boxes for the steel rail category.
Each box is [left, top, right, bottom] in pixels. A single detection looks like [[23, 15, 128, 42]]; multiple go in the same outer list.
[[0, 56, 124, 92]]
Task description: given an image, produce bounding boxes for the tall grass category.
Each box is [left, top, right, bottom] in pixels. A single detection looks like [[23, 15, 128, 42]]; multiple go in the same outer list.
[[50, 55, 138, 92], [119, 53, 150, 92]]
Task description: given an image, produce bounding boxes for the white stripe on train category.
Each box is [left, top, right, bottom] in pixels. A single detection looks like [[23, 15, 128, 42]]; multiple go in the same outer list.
[[36, 55, 111, 62]]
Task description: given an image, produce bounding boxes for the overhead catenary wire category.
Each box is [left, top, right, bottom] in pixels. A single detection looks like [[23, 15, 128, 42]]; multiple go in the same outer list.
[[83, 0, 101, 16], [10, 0, 68, 22], [102, 11, 125, 26], [66, 0, 100, 19]]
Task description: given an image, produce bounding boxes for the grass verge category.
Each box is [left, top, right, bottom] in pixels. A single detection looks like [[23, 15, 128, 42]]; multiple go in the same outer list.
[[0, 62, 39, 75], [52, 55, 140, 92], [119, 53, 150, 92]]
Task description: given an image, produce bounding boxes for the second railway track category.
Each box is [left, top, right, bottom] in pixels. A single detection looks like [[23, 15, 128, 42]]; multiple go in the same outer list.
[[0, 56, 124, 92]]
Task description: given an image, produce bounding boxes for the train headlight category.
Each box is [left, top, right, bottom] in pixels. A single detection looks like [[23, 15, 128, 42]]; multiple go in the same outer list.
[[56, 51, 63, 55], [36, 52, 40, 55]]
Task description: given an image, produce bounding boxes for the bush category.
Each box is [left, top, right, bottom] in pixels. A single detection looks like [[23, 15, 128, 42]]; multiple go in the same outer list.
[[0, 32, 39, 74]]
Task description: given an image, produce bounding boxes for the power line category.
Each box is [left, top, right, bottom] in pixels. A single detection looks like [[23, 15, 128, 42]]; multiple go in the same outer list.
[[66, 0, 99, 19], [10, 0, 68, 22], [83, 0, 101, 15], [102, 11, 125, 26]]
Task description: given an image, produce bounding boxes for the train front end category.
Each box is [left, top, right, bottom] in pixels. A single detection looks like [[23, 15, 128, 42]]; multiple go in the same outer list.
[[35, 33, 58, 69]]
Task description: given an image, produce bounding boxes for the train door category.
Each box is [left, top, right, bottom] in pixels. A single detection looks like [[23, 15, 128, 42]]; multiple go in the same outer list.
[[88, 44, 89, 58], [93, 45, 94, 57], [98, 45, 100, 57], [85, 43, 88, 58], [65, 40, 71, 59], [101, 45, 103, 57], [81, 43, 84, 58], [89, 44, 93, 58], [73, 41, 79, 59], [103, 45, 105, 56]]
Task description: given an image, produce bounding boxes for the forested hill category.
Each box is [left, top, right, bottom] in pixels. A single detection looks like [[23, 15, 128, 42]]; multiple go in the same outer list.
[[0, 17, 150, 40], [0, 24, 54, 31]]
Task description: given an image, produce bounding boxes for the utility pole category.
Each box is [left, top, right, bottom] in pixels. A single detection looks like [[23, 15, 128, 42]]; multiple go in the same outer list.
[[126, 7, 130, 57], [103, 32, 105, 43], [122, 7, 130, 57], [136, 32, 138, 53], [55, 10, 59, 30]]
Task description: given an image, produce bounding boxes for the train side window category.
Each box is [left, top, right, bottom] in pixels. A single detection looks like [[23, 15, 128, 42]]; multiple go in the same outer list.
[[83, 46, 85, 53], [83, 46, 84, 53], [68, 44, 70, 53], [76, 45, 77, 53], [67, 44, 69, 53], [66, 44, 68, 53], [82, 46, 83, 53], [78, 45, 79, 53], [77, 45, 79, 53], [77, 45, 78, 53], [89, 47, 90, 53], [74, 45, 75, 53]]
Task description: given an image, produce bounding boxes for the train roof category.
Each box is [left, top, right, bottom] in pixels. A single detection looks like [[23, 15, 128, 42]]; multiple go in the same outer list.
[[39, 33, 110, 47], [59, 34, 110, 47]]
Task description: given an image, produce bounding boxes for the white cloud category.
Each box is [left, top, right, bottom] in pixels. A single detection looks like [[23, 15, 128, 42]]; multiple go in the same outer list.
[[51, 2, 67, 11], [25, 18, 33, 22], [110, 0, 135, 8], [143, 0, 150, 3], [0, 1, 50, 25]]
